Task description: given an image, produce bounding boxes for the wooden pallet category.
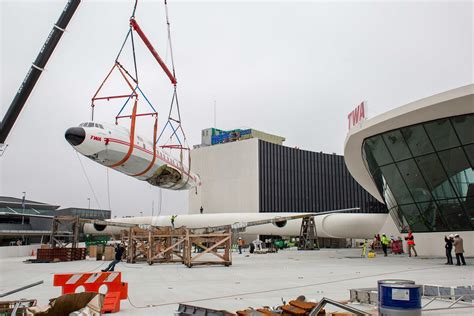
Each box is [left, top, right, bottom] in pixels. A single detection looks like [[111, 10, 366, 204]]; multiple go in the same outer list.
[[36, 248, 86, 262]]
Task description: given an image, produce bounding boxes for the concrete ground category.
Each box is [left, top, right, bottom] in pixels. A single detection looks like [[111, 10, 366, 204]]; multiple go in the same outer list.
[[0, 248, 473, 315]]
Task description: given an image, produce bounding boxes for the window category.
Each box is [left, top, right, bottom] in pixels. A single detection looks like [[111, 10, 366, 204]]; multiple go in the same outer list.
[[438, 147, 473, 198], [465, 144, 474, 167], [416, 202, 448, 231], [424, 119, 460, 151], [399, 204, 428, 232], [383, 130, 412, 161], [416, 153, 457, 200], [396, 159, 432, 203], [451, 114, 474, 145], [362, 114, 474, 232], [364, 136, 393, 167], [401, 125, 434, 156], [380, 164, 414, 205], [436, 199, 471, 230]]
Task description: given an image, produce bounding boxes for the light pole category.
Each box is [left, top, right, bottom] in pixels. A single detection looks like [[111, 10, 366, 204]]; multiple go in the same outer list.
[[87, 198, 91, 209], [21, 191, 26, 225]]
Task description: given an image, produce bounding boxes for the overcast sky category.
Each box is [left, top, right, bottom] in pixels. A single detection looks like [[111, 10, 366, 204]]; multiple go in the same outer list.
[[1, 0, 472, 217]]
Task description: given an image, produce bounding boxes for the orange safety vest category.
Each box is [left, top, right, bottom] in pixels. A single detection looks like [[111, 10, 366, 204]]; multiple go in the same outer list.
[[406, 233, 415, 245]]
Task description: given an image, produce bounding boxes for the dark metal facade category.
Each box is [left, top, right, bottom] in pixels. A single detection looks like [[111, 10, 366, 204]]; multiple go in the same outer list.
[[258, 140, 386, 214]]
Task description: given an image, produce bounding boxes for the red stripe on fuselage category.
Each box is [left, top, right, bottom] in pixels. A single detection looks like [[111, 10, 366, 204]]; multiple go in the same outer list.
[[106, 138, 195, 181]]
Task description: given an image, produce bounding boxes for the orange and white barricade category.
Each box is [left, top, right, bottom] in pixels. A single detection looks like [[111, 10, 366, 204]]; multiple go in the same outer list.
[[53, 272, 128, 313]]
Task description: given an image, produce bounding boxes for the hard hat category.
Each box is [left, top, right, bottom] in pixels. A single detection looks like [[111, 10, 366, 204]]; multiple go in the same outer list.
[[449, 234, 454, 238], [455, 234, 460, 237], [238, 237, 242, 239]]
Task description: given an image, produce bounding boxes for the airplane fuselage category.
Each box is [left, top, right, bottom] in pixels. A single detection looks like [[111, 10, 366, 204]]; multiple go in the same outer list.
[[65, 121, 200, 190], [84, 212, 388, 239]]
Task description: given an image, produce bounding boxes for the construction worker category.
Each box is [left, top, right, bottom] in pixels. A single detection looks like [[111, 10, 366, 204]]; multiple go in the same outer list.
[[102, 243, 125, 272], [361, 239, 368, 257], [404, 230, 418, 257], [170, 215, 177, 229], [238, 237, 245, 254], [381, 234, 390, 257]]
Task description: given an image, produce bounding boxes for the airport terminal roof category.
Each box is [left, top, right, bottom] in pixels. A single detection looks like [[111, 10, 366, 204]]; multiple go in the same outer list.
[[0, 196, 59, 211]]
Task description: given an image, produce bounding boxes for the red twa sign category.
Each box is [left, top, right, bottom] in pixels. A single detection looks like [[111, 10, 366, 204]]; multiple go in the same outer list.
[[348, 101, 366, 130]]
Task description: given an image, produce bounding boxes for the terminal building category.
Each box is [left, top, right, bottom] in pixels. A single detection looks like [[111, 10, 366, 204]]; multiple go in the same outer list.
[[189, 128, 386, 217], [0, 196, 111, 245], [345, 84, 473, 256]]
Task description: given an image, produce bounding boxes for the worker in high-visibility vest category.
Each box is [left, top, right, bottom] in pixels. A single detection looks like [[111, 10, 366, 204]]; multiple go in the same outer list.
[[404, 230, 418, 257], [170, 215, 177, 229], [381, 234, 390, 257], [361, 239, 368, 257], [238, 237, 245, 254]]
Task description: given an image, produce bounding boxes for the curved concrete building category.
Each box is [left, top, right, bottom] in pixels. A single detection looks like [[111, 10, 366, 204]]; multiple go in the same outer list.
[[344, 84, 473, 256]]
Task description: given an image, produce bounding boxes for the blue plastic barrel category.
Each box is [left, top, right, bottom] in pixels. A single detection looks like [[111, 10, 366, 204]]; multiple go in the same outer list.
[[378, 280, 415, 300], [379, 283, 421, 316]]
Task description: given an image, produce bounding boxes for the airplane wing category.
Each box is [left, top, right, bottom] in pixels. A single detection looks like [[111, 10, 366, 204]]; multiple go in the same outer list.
[[0, 207, 361, 235], [191, 207, 360, 233]]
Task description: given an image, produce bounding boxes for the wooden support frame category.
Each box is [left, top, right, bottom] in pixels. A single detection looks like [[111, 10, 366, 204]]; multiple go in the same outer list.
[[121, 226, 188, 265], [120, 226, 232, 268], [183, 227, 232, 268]]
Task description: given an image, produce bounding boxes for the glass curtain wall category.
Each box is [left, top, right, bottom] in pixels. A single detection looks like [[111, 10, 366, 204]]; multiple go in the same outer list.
[[362, 114, 474, 232]]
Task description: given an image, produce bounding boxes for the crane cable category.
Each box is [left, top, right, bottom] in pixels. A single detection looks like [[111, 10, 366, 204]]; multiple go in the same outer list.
[[160, 0, 192, 188], [74, 151, 102, 209]]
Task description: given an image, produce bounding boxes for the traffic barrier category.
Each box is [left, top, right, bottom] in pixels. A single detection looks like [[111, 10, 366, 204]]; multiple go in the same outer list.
[[53, 272, 128, 313]]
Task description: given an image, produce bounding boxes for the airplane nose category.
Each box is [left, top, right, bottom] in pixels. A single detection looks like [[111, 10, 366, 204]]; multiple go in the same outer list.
[[65, 127, 86, 146]]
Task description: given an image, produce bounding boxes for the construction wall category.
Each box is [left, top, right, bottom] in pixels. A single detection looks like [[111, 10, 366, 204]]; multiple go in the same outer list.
[[189, 138, 259, 214], [0, 244, 41, 258]]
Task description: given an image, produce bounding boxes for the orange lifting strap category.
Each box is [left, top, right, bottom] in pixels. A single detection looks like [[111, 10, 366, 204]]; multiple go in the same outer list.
[[108, 98, 138, 168], [131, 114, 158, 177]]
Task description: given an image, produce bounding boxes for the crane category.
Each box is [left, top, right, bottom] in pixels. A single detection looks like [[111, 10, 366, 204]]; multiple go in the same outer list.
[[0, 0, 81, 155]]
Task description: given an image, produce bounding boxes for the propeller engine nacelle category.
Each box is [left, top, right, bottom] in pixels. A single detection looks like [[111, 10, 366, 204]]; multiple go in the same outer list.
[[273, 219, 287, 228], [93, 223, 107, 231]]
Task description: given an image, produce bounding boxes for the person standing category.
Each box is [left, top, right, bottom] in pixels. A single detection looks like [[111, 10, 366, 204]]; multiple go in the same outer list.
[[453, 234, 466, 266], [237, 237, 245, 254], [170, 215, 177, 229], [405, 230, 418, 257], [381, 234, 390, 257], [444, 234, 454, 265], [102, 243, 125, 272], [200, 206, 204, 214]]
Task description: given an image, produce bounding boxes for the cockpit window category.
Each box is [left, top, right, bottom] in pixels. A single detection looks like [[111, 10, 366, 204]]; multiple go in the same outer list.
[[86, 122, 94, 128], [98, 124, 104, 129]]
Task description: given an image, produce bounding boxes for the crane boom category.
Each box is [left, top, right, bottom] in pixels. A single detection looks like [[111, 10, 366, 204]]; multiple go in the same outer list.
[[0, 0, 81, 144]]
